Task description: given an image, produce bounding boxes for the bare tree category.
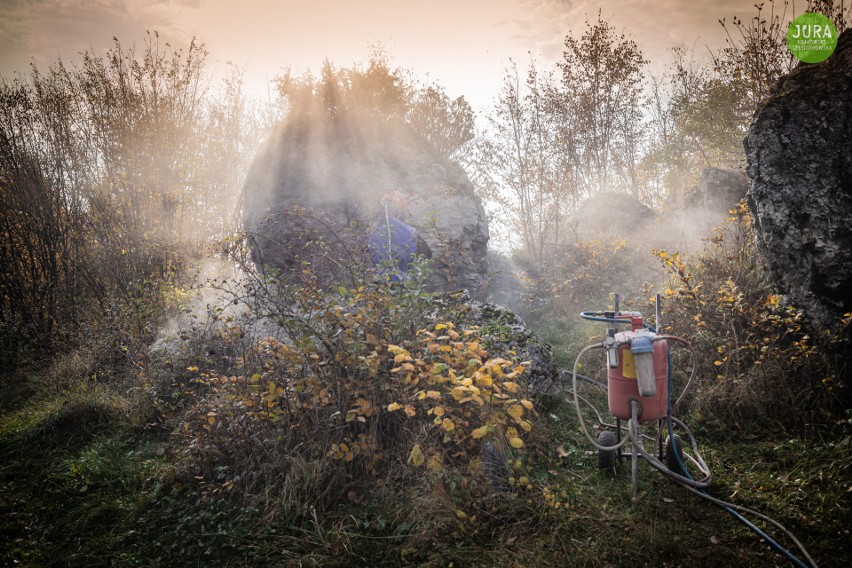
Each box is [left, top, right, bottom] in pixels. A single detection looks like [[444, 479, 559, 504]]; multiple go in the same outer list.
[[0, 32, 270, 357], [558, 11, 648, 197], [473, 61, 578, 267]]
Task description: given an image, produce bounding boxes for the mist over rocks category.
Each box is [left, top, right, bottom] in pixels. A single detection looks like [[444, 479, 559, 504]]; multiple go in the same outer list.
[[661, 167, 750, 248], [745, 30, 852, 329], [571, 169, 747, 253], [241, 108, 489, 294], [684, 167, 748, 214], [572, 192, 656, 240]]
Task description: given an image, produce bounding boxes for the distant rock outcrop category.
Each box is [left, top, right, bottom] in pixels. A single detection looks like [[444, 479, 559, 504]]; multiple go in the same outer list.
[[572, 192, 656, 240], [684, 167, 748, 213], [242, 108, 489, 293], [744, 30, 852, 329]]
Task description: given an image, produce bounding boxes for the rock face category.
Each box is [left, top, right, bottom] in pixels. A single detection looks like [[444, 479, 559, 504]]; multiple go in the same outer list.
[[745, 30, 852, 328], [684, 167, 748, 213], [242, 109, 489, 294]]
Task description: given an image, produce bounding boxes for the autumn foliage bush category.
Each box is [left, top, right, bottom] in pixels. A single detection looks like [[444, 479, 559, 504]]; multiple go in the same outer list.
[[158, 238, 544, 545], [651, 203, 848, 431]]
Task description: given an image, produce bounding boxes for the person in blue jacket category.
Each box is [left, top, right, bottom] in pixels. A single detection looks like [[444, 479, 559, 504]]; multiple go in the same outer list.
[[368, 191, 429, 281]]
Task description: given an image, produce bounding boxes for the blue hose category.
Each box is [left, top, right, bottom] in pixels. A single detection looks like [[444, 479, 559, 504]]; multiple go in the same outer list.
[[665, 352, 811, 568]]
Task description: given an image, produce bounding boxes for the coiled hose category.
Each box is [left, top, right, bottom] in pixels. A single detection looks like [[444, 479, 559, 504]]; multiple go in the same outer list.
[[570, 332, 818, 567]]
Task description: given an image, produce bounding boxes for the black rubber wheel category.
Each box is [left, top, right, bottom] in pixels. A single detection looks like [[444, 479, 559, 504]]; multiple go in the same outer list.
[[598, 431, 617, 471], [666, 434, 685, 472]]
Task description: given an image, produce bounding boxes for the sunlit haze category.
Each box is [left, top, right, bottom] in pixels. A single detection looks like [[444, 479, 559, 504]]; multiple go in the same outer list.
[[0, 0, 783, 111]]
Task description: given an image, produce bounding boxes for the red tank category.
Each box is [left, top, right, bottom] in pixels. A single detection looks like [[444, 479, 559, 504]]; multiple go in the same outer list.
[[607, 330, 669, 423]]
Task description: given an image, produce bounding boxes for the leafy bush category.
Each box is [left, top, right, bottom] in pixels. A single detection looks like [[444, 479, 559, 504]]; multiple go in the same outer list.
[[145, 238, 549, 562], [651, 202, 848, 431]]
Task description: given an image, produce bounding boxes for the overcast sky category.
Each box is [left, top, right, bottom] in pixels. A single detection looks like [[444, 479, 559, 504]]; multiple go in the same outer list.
[[0, 0, 803, 110]]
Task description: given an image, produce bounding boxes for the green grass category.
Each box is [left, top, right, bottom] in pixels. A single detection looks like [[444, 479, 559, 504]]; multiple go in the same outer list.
[[0, 380, 169, 567], [2, 358, 848, 567]]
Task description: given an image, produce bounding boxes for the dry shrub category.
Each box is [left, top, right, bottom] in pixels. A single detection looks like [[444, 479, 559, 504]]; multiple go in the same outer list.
[[518, 238, 652, 322], [652, 202, 848, 432], [156, 243, 545, 549]]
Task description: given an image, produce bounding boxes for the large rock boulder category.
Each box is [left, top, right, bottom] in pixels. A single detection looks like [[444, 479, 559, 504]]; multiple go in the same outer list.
[[242, 108, 489, 294], [744, 30, 852, 329]]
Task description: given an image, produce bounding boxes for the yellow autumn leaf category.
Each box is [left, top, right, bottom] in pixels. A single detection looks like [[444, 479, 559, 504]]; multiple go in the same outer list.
[[508, 437, 524, 449], [520, 399, 534, 410], [475, 373, 493, 387], [441, 418, 455, 432], [503, 381, 518, 393], [387, 402, 403, 412], [433, 406, 445, 417], [471, 425, 490, 439], [427, 455, 443, 473], [507, 404, 524, 419], [408, 444, 425, 467], [404, 405, 416, 417]]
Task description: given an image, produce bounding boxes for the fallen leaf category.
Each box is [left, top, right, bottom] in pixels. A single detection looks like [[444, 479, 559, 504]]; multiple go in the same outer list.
[[408, 444, 424, 467]]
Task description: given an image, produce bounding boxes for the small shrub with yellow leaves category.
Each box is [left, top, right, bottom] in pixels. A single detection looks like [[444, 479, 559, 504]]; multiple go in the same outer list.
[[169, 252, 539, 523], [651, 202, 848, 431]]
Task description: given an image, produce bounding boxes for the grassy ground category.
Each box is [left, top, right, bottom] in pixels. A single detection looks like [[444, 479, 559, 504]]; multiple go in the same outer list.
[[2, 359, 848, 567]]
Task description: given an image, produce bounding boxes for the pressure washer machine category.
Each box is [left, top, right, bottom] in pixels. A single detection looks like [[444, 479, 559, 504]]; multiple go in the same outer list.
[[568, 294, 819, 568], [571, 293, 710, 500]]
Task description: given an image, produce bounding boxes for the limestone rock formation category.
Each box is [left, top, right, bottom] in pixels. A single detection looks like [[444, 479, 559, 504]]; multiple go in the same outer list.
[[242, 109, 489, 294], [684, 167, 748, 213], [744, 30, 852, 329]]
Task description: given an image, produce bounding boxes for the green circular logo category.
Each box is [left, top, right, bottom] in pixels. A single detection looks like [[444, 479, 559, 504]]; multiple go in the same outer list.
[[787, 12, 838, 63]]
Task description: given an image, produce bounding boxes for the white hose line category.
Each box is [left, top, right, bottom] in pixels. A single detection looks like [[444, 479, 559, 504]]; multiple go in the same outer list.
[[674, 480, 820, 568], [627, 412, 712, 489], [572, 343, 631, 451], [568, 386, 659, 445], [658, 335, 697, 413]]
